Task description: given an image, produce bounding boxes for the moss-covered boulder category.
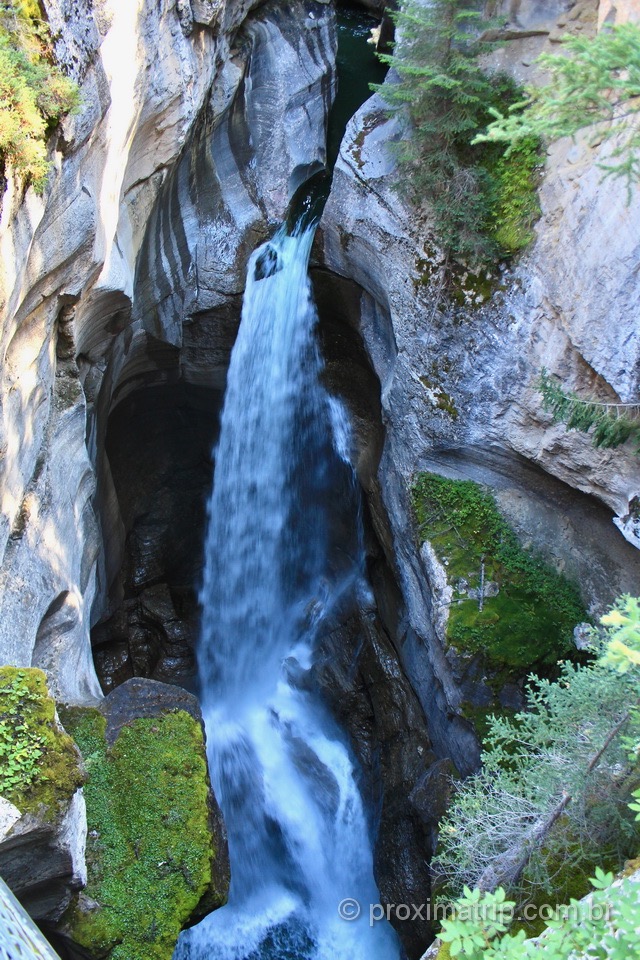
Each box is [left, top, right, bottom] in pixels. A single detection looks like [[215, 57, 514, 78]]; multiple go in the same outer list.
[[412, 473, 587, 735], [59, 678, 229, 960], [0, 666, 86, 920]]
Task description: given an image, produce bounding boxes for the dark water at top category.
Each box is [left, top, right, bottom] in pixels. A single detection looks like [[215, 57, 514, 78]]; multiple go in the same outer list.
[[327, 6, 388, 169]]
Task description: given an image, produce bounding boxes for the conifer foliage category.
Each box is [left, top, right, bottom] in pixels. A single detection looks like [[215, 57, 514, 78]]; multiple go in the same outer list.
[[373, 0, 540, 268], [434, 598, 640, 960], [434, 597, 640, 901], [539, 369, 640, 453], [474, 24, 640, 188]]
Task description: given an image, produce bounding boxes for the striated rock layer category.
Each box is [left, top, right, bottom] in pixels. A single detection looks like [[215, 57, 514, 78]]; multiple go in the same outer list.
[[0, 0, 337, 700], [317, 5, 640, 770]]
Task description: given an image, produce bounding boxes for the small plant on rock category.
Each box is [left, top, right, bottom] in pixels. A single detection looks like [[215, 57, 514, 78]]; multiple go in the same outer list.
[[0, 669, 46, 796], [0, 666, 82, 813]]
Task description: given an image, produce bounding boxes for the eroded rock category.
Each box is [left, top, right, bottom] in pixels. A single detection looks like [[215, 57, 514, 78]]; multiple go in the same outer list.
[[0, 0, 338, 707], [319, 70, 640, 771]]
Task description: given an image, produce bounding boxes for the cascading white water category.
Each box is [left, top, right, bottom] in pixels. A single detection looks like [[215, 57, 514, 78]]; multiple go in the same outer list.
[[174, 222, 400, 960]]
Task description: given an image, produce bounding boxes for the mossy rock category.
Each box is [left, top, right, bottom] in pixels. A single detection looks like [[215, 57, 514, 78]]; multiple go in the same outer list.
[[60, 703, 228, 960], [512, 837, 625, 938], [412, 473, 586, 698], [0, 666, 83, 817]]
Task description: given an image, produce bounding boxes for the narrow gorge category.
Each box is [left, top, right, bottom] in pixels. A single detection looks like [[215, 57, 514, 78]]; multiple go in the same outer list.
[[0, 1, 639, 959]]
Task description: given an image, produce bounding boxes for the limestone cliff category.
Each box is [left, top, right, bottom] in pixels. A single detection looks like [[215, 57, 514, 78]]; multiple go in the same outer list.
[[0, 0, 337, 701], [318, 0, 640, 770], [1, 0, 639, 949]]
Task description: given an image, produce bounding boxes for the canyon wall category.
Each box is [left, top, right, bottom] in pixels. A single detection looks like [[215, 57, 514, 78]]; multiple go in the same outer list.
[[0, 0, 639, 953], [0, 0, 337, 701], [318, 0, 640, 770]]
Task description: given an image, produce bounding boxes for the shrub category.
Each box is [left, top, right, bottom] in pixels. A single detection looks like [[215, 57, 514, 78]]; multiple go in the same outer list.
[[0, 0, 79, 190], [439, 869, 640, 960], [433, 598, 640, 903]]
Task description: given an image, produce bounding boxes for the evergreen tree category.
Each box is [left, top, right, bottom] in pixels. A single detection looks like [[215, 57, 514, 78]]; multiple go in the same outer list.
[[435, 600, 640, 960], [373, 0, 539, 268], [474, 24, 640, 188], [433, 598, 640, 902]]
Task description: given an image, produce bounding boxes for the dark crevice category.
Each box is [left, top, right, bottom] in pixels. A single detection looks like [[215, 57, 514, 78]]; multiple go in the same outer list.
[[91, 383, 222, 693]]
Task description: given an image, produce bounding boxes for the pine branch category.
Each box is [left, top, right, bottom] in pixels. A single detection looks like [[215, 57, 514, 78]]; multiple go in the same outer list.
[[539, 369, 640, 453], [371, 0, 537, 269], [473, 23, 640, 189]]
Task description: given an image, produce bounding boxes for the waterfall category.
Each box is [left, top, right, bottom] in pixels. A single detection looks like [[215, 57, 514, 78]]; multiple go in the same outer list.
[[174, 222, 400, 960]]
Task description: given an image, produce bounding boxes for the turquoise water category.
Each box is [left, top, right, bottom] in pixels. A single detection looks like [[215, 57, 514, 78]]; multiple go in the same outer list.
[[327, 5, 388, 168]]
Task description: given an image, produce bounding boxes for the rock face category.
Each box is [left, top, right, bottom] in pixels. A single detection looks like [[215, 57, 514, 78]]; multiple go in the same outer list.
[[1, 0, 639, 956], [0, 789, 88, 922], [315, 593, 437, 956], [0, 0, 337, 701], [318, 16, 640, 769]]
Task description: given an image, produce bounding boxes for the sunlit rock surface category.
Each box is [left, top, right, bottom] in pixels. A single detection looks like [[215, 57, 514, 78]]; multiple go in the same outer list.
[[0, 0, 337, 699], [318, 65, 640, 766]]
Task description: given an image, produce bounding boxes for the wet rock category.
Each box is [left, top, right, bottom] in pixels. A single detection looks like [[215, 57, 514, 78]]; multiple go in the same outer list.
[[0, 791, 87, 922], [573, 622, 593, 651], [408, 757, 455, 836], [91, 640, 133, 692], [99, 676, 204, 746], [498, 682, 525, 711], [315, 593, 436, 957]]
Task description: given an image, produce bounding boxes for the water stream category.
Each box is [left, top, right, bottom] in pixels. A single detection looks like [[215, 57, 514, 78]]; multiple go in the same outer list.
[[174, 221, 400, 959]]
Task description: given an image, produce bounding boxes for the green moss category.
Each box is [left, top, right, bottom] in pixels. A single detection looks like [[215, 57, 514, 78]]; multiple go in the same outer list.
[[418, 360, 460, 419], [419, 376, 460, 420], [435, 942, 452, 960], [512, 842, 623, 938], [412, 473, 586, 675], [449, 261, 498, 306], [482, 137, 543, 256], [60, 706, 222, 960], [0, 667, 83, 817]]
